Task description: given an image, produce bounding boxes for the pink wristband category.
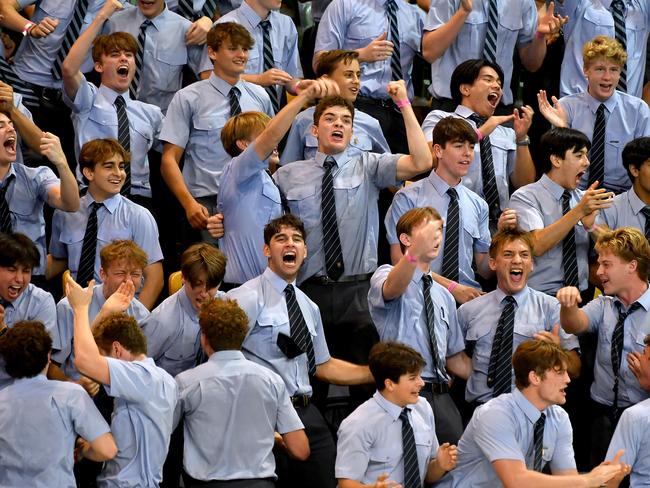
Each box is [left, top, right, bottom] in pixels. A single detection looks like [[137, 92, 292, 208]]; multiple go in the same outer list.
[[535, 31, 546, 40], [587, 223, 597, 233], [396, 99, 411, 109], [404, 252, 417, 264], [475, 128, 484, 142], [447, 281, 458, 293]]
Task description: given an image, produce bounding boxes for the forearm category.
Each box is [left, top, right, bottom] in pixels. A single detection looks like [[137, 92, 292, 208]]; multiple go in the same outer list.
[[256, 92, 310, 159], [46, 255, 67, 280], [315, 358, 373, 385], [446, 351, 472, 380], [72, 304, 103, 373], [421, 10, 470, 62], [54, 162, 80, 211], [138, 262, 163, 310], [475, 252, 494, 279], [510, 147, 536, 189], [565, 349, 581, 379], [559, 307, 588, 334], [518, 37, 547, 73], [47, 362, 72, 382], [0, 0, 32, 33], [240, 73, 264, 85], [161, 147, 195, 209], [530, 208, 583, 256], [382, 254, 417, 301], [62, 12, 107, 77], [10, 105, 42, 153], [425, 459, 449, 483], [396, 106, 433, 180]]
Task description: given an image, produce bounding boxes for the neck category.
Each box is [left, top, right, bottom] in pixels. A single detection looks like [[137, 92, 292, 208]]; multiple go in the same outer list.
[[545, 170, 570, 190], [521, 387, 550, 412], [246, 0, 270, 19], [633, 183, 650, 205], [212, 68, 239, 87], [100, 81, 128, 96], [87, 187, 113, 203], [434, 166, 461, 186], [379, 389, 408, 408], [0, 162, 10, 180], [586, 87, 610, 103], [617, 280, 648, 307], [417, 261, 430, 273]]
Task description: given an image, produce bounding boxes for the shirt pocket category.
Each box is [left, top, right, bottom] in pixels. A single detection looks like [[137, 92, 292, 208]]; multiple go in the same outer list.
[[369, 446, 401, 470], [162, 333, 198, 362], [349, 132, 374, 153], [627, 10, 647, 62], [333, 171, 364, 221], [459, 10, 486, 55], [87, 108, 118, 133], [190, 115, 224, 163], [10, 191, 41, 242], [346, 21, 382, 51], [285, 183, 320, 230], [465, 320, 493, 374], [152, 47, 186, 90], [97, 227, 131, 247], [583, 7, 615, 31], [41, 0, 76, 19], [496, 1, 523, 59], [130, 124, 153, 182]]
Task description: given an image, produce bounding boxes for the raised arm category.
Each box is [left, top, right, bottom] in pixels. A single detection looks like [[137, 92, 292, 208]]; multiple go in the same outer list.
[[389, 81, 432, 180], [421, 0, 472, 63], [61, 0, 123, 100], [0, 81, 43, 153], [556, 286, 589, 335], [315, 358, 373, 386], [0, 0, 59, 36], [41, 132, 80, 211]]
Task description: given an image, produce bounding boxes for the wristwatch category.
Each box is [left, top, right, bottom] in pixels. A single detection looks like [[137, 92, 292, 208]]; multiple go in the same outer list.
[[516, 136, 530, 146]]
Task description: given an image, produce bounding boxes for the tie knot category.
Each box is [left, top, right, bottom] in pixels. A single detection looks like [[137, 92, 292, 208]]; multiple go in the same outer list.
[[422, 274, 433, 286], [141, 19, 152, 30], [597, 103, 606, 115], [324, 156, 336, 171], [469, 113, 485, 126], [90, 201, 103, 212], [642, 206, 650, 218], [385, 0, 396, 11], [284, 283, 295, 298], [399, 407, 410, 421], [503, 295, 516, 306], [618, 301, 641, 318], [114, 95, 126, 108], [446, 187, 458, 201], [610, 0, 624, 10], [536, 412, 546, 425], [230, 86, 240, 98], [561, 190, 571, 203], [260, 19, 271, 31]]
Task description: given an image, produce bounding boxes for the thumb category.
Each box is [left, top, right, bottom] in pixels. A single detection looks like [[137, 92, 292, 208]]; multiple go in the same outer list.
[[610, 449, 625, 465], [588, 180, 599, 191], [376, 32, 387, 41], [552, 323, 560, 336]]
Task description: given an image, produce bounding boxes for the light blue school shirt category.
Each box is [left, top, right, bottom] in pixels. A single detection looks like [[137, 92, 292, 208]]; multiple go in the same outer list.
[[385, 169, 491, 289], [217, 142, 282, 285], [159, 72, 273, 197], [104, 5, 212, 113], [509, 174, 589, 294], [606, 397, 650, 487], [52, 284, 150, 379], [421, 105, 517, 213], [175, 349, 304, 481], [315, 0, 423, 100], [368, 265, 465, 382], [217, 2, 303, 83], [12, 0, 129, 88], [50, 192, 163, 282], [274, 149, 400, 283], [597, 187, 648, 232], [458, 286, 580, 404], [336, 392, 438, 485], [424, 0, 537, 105], [98, 357, 177, 488], [166, 0, 241, 17], [64, 78, 163, 198], [0, 375, 110, 488], [560, 90, 650, 193], [437, 388, 576, 487], [581, 286, 650, 407], [280, 106, 390, 165], [3, 162, 59, 274], [557, 0, 650, 98], [226, 267, 331, 397]]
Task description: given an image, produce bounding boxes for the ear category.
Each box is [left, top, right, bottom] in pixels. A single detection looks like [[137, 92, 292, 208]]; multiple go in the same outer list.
[[384, 378, 395, 392], [550, 154, 562, 169], [528, 369, 542, 387], [112, 341, 121, 359], [398, 232, 411, 250], [459, 82, 471, 98], [235, 139, 248, 152], [628, 259, 638, 274], [629, 164, 640, 179], [263, 243, 271, 259], [310, 124, 318, 138], [94, 61, 104, 74], [432, 143, 444, 160], [207, 46, 217, 62], [488, 256, 497, 272], [82, 165, 95, 183]]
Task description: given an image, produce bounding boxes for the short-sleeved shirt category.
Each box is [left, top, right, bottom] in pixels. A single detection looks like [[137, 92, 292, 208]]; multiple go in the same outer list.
[[274, 149, 400, 282], [368, 265, 465, 382], [596, 187, 648, 233], [104, 5, 212, 113], [606, 397, 650, 487], [98, 357, 177, 487], [226, 267, 331, 396], [557, 0, 650, 98], [159, 72, 273, 197], [12, 0, 128, 88], [64, 78, 163, 198], [217, 2, 303, 82], [52, 284, 150, 379], [50, 192, 163, 282], [581, 287, 650, 407], [421, 105, 517, 213], [140, 287, 203, 377], [217, 142, 282, 285], [459, 286, 580, 404], [560, 90, 650, 193], [281, 106, 390, 165], [437, 389, 575, 487], [0, 375, 110, 487], [509, 174, 589, 294], [315, 0, 423, 99], [166, 0, 241, 17], [424, 0, 537, 105], [175, 349, 303, 481], [3, 162, 60, 274], [385, 169, 491, 288], [336, 392, 438, 485]]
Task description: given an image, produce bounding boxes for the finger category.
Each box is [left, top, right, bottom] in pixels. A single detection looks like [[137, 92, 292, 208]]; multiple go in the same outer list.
[[376, 32, 387, 41], [546, 1, 555, 16], [552, 323, 560, 336], [611, 449, 624, 465]]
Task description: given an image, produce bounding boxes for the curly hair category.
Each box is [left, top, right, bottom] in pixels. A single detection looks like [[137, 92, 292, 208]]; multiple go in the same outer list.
[[0, 321, 52, 378], [199, 298, 249, 352], [93, 312, 147, 356], [583, 35, 627, 68]]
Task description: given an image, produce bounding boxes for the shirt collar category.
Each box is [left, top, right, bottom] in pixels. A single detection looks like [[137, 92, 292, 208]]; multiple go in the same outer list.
[[0, 163, 16, 184], [135, 5, 167, 28], [315, 150, 348, 168], [98, 83, 130, 104], [539, 173, 569, 201], [263, 267, 297, 294], [494, 285, 529, 308], [410, 267, 426, 284], [455, 104, 476, 119], [209, 349, 246, 362], [627, 188, 648, 215], [239, 0, 265, 28], [614, 284, 650, 312], [208, 72, 243, 97], [178, 286, 199, 319], [586, 90, 619, 114], [427, 168, 458, 195], [512, 388, 544, 424], [373, 390, 406, 421], [83, 192, 121, 214]]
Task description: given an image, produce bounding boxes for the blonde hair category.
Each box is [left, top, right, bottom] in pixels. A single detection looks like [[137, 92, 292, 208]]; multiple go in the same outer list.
[[583, 35, 627, 67], [221, 111, 272, 157], [595, 227, 650, 281]]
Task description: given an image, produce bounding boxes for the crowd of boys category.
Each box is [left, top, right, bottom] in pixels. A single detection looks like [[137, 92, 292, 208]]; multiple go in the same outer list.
[[1, 0, 650, 486]]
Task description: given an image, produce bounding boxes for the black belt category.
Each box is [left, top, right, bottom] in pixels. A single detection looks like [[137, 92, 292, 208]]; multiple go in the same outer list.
[[304, 272, 372, 285], [423, 381, 449, 395], [24, 81, 64, 105], [290, 395, 310, 408], [356, 94, 395, 108]]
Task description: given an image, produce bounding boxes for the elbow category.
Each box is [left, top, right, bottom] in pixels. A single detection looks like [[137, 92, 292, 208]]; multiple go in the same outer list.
[[421, 33, 436, 63], [60, 61, 77, 83], [289, 438, 310, 461], [100, 436, 119, 461]]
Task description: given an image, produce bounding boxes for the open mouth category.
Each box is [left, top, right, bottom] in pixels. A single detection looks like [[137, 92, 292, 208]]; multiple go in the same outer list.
[[7, 284, 21, 299], [487, 91, 500, 108], [117, 65, 129, 77], [3, 136, 15, 152], [282, 251, 297, 265], [331, 130, 344, 142], [108, 177, 123, 185], [510, 269, 523, 283]]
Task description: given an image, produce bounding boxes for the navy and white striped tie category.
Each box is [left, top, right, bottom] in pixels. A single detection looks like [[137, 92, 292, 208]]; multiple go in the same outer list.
[[441, 187, 459, 283], [130, 19, 152, 99], [610, 0, 627, 92], [469, 113, 501, 225], [260, 19, 280, 114], [561, 191, 579, 287], [588, 104, 606, 187], [0, 174, 15, 233], [229, 86, 241, 117], [483, 0, 498, 63], [0, 57, 39, 110], [52, 0, 90, 79], [533, 413, 546, 472], [114, 95, 131, 196], [285, 284, 316, 375], [385, 0, 403, 81], [400, 408, 421, 488], [321, 156, 344, 281], [77, 201, 103, 286], [487, 295, 516, 397]]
